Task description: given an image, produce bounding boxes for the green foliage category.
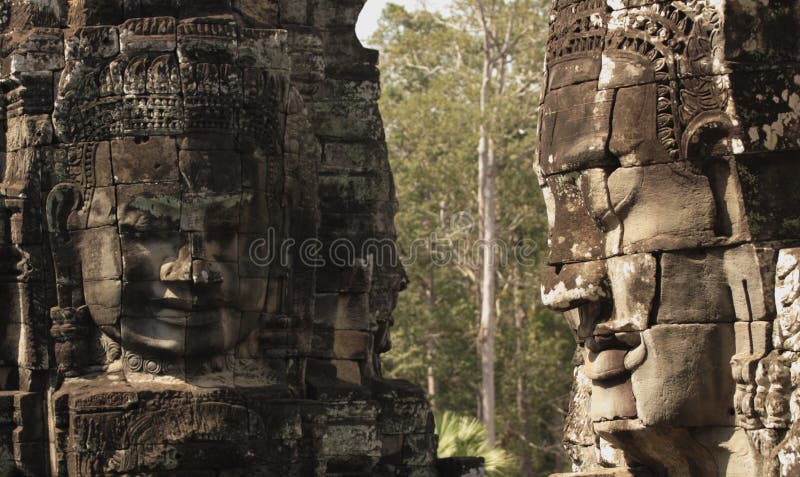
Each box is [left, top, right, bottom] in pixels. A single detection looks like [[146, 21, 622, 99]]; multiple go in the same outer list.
[[437, 411, 517, 477], [373, 2, 576, 475]]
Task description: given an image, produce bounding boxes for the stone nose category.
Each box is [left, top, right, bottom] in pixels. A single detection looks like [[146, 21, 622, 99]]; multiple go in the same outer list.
[[190, 258, 223, 284], [541, 254, 657, 339], [540, 260, 609, 312], [160, 246, 192, 282], [541, 260, 611, 340], [160, 245, 223, 285]]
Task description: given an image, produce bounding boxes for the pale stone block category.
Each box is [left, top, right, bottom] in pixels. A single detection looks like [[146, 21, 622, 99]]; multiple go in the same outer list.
[[632, 324, 736, 427]]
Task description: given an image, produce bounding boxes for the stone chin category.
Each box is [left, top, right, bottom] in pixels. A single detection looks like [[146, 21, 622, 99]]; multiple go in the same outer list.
[[593, 419, 720, 476]]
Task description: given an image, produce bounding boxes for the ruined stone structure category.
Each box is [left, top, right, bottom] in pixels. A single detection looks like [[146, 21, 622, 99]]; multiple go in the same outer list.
[[0, 1, 439, 475], [539, 1, 800, 476]]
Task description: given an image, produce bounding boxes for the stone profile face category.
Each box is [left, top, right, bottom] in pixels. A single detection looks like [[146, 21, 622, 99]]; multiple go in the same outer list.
[[539, 1, 800, 475], [0, 1, 436, 475]]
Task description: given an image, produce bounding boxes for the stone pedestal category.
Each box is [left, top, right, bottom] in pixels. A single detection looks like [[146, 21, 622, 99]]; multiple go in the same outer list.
[[51, 379, 435, 476]]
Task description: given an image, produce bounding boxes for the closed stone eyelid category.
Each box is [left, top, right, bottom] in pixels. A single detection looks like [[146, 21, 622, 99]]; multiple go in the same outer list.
[[127, 196, 181, 216], [188, 195, 243, 207]]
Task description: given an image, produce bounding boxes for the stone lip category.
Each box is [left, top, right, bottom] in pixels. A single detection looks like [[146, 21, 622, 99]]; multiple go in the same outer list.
[[583, 346, 646, 382], [549, 469, 643, 476], [584, 333, 645, 381], [151, 296, 228, 313], [585, 348, 628, 381]]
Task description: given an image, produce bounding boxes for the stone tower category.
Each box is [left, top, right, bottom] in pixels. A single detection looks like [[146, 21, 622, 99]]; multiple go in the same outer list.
[[0, 0, 437, 475], [538, 1, 800, 476]]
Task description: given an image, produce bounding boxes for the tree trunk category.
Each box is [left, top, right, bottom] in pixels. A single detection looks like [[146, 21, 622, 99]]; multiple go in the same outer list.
[[478, 109, 497, 447], [514, 264, 534, 476], [476, 1, 497, 445], [427, 341, 436, 408], [426, 264, 437, 410]]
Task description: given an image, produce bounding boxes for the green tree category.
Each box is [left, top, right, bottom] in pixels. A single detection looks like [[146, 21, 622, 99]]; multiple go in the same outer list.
[[373, 3, 575, 475]]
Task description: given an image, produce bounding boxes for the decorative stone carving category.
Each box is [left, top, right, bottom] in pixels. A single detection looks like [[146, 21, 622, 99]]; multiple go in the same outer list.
[[0, 1, 437, 475], [776, 249, 800, 352], [539, 0, 800, 475]]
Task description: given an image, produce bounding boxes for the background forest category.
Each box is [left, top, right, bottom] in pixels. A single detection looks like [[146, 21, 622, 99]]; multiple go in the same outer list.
[[369, 2, 577, 475]]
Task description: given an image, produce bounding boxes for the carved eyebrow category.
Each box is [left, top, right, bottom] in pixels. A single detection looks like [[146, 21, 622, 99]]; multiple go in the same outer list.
[[127, 196, 181, 217], [184, 194, 243, 207]]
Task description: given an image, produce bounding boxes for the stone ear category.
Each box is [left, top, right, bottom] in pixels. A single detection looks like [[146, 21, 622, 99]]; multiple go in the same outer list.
[[46, 183, 84, 241], [680, 111, 735, 161], [46, 183, 85, 308]]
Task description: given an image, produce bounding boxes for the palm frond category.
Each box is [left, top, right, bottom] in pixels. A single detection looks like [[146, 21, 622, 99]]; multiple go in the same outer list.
[[435, 411, 517, 477]]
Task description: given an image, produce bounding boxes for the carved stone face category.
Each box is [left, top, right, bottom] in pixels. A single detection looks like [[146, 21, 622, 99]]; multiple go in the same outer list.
[[540, 43, 732, 414], [48, 16, 289, 361], [537, 1, 750, 470], [71, 136, 271, 358], [541, 0, 800, 473]]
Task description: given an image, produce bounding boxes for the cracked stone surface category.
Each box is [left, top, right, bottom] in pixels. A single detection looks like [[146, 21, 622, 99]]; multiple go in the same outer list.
[[0, 1, 437, 475]]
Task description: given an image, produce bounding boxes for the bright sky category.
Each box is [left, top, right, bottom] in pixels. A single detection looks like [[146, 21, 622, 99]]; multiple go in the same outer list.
[[356, 0, 451, 43]]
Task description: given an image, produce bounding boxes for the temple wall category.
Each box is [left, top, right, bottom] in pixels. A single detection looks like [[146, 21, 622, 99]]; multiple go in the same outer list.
[[0, 1, 437, 475]]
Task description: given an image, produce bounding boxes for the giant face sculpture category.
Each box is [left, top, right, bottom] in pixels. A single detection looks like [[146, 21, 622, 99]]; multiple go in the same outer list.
[[43, 16, 292, 374], [0, 2, 439, 475], [539, 1, 800, 475], [54, 137, 271, 359]]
